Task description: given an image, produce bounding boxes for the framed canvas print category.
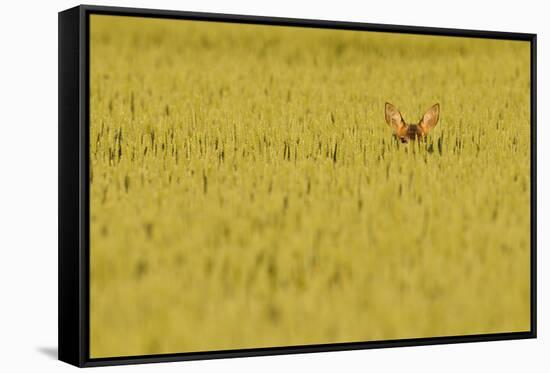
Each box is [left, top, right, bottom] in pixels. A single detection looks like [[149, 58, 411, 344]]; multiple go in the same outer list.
[[58, 4, 537, 367]]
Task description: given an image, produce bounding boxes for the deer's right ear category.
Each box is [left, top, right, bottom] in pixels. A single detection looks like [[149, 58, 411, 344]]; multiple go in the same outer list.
[[385, 102, 405, 132], [419, 103, 440, 134]]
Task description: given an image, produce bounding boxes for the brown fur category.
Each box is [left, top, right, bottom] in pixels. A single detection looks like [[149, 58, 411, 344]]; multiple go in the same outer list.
[[384, 103, 440, 143]]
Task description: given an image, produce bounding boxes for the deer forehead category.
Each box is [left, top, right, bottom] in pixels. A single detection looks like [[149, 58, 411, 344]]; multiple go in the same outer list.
[[407, 124, 422, 134], [396, 123, 420, 135]]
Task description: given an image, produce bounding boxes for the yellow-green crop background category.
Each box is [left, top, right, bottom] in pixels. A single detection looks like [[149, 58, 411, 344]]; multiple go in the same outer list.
[[89, 15, 531, 358]]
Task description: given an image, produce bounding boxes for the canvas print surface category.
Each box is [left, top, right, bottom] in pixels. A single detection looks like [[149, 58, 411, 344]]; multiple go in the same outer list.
[[89, 15, 531, 358]]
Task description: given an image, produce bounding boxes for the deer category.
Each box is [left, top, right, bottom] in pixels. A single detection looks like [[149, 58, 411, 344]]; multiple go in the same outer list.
[[384, 103, 440, 144]]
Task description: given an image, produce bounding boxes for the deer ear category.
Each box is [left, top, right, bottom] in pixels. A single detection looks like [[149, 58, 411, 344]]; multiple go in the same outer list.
[[385, 102, 405, 132], [419, 103, 440, 134]]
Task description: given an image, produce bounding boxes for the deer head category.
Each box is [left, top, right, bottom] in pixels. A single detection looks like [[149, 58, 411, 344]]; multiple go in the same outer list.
[[384, 103, 440, 144]]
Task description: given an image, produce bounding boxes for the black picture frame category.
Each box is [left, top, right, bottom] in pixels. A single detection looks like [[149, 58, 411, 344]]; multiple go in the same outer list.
[[58, 4, 537, 368]]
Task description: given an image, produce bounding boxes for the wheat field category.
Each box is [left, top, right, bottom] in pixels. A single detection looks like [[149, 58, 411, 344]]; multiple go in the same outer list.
[[89, 15, 531, 358]]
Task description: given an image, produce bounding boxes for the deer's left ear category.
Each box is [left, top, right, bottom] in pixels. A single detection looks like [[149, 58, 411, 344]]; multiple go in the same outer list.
[[419, 103, 440, 134]]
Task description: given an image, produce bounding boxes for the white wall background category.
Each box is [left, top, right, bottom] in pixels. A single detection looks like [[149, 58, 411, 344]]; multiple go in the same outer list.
[[0, 0, 546, 371]]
